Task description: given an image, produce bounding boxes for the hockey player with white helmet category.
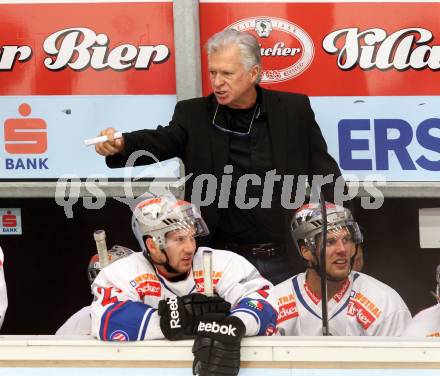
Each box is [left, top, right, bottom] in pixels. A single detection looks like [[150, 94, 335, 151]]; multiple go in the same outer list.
[[91, 196, 277, 376], [56, 245, 134, 336], [402, 265, 440, 337], [0, 246, 7, 330], [275, 202, 411, 336]]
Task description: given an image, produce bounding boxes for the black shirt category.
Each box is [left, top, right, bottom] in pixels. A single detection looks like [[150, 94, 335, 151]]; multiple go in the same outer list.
[[210, 90, 283, 245]]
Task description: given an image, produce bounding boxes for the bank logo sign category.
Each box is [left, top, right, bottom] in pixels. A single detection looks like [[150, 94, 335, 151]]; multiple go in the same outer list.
[[0, 208, 22, 235]]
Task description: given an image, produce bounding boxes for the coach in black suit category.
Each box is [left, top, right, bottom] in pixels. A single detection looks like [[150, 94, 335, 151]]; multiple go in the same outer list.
[[95, 29, 344, 284]]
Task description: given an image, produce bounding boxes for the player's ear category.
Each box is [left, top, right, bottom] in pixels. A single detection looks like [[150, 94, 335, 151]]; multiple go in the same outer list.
[[301, 245, 313, 262], [146, 237, 160, 256]]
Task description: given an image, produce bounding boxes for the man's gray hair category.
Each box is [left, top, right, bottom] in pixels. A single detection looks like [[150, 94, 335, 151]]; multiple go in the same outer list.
[[206, 29, 262, 83]]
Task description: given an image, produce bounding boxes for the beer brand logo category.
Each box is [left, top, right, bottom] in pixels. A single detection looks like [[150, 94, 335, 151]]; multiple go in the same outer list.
[[130, 272, 160, 287], [277, 301, 299, 324], [323, 27, 440, 71], [228, 17, 314, 83], [194, 276, 220, 293], [135, 281, 162, 298], [347, 300, 375, 330], [194, 270, 222, 293], [255, 19, 273, 38], [428, 332, 440, 337]]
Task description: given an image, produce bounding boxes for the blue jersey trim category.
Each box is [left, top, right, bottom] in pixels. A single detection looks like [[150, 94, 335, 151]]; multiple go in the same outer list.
[[292, 276, 321, 320], [139, 308, 156, 340]]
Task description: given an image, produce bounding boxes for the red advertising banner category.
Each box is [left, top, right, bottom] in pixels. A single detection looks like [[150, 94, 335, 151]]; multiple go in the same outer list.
[[0, 2, 175, 95], [200, 2, 440, 96]]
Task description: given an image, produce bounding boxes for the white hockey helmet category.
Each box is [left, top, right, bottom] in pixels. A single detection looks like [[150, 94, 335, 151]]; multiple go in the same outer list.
[[87, 245, 134, 284], [291, 202, 363, 254], [131, 196, 209, 253]]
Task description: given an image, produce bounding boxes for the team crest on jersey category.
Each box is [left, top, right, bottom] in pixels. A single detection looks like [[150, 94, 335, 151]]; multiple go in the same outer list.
[[110, 330, 129, 341], [247, 300, 263, 311], [264, 324, 276, 336]]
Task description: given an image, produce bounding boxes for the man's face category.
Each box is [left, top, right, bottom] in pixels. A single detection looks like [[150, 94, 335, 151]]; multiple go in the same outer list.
[[163, 227, 197, 273], [305, 227, 355, 281], [208, 44, 259, 109]]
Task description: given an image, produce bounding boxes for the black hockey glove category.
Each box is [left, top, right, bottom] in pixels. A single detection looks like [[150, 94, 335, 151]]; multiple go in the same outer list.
[[192, 316, 245, 376], [158, 293, 231, 340]]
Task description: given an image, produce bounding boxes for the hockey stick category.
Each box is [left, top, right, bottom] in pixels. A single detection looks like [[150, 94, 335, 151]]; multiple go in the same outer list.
[[203, 250, 214, 297], [436, 264, 440, 299], [319, 191, 331, 336], [431, 264, 440, 303], [94, 230, 109, 268]]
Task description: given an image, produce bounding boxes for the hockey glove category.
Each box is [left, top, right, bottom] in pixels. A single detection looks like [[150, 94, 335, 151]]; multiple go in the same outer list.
[[158, 293, 231, 340], [192, 316, 245, 376]]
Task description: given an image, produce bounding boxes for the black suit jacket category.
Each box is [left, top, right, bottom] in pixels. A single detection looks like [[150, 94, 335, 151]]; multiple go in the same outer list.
[[107, 87, 343, 266]]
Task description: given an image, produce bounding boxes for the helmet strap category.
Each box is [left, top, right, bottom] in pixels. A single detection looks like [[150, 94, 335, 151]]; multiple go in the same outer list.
[[143, 240, 183, 275], [160, 248, 181, 274]]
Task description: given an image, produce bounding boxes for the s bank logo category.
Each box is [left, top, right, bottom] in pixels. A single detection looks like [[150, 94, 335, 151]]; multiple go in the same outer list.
[[228, 17, 314, 83], [3, 103, 49, 170], [339, 118, 440, 171]]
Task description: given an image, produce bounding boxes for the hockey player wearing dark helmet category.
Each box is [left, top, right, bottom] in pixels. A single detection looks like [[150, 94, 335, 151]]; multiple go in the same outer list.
[[291, 202, 363, 284], [274, 202, 411, 336]]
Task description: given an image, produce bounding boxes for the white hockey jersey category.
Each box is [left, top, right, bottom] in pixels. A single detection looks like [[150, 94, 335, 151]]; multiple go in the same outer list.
[[0, 246, 7, 329], [402, 304, 440, 337], [275, 271, 411, 336], [91, 248, 277, 341], [56, 306, 92, 336]]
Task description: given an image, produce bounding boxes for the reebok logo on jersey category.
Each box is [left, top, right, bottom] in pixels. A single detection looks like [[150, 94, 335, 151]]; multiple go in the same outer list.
[[167, 297, 181, 329], [277, 301, 299, 324], [135, 281, 161, 298], [197, 321, 237, 336]]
